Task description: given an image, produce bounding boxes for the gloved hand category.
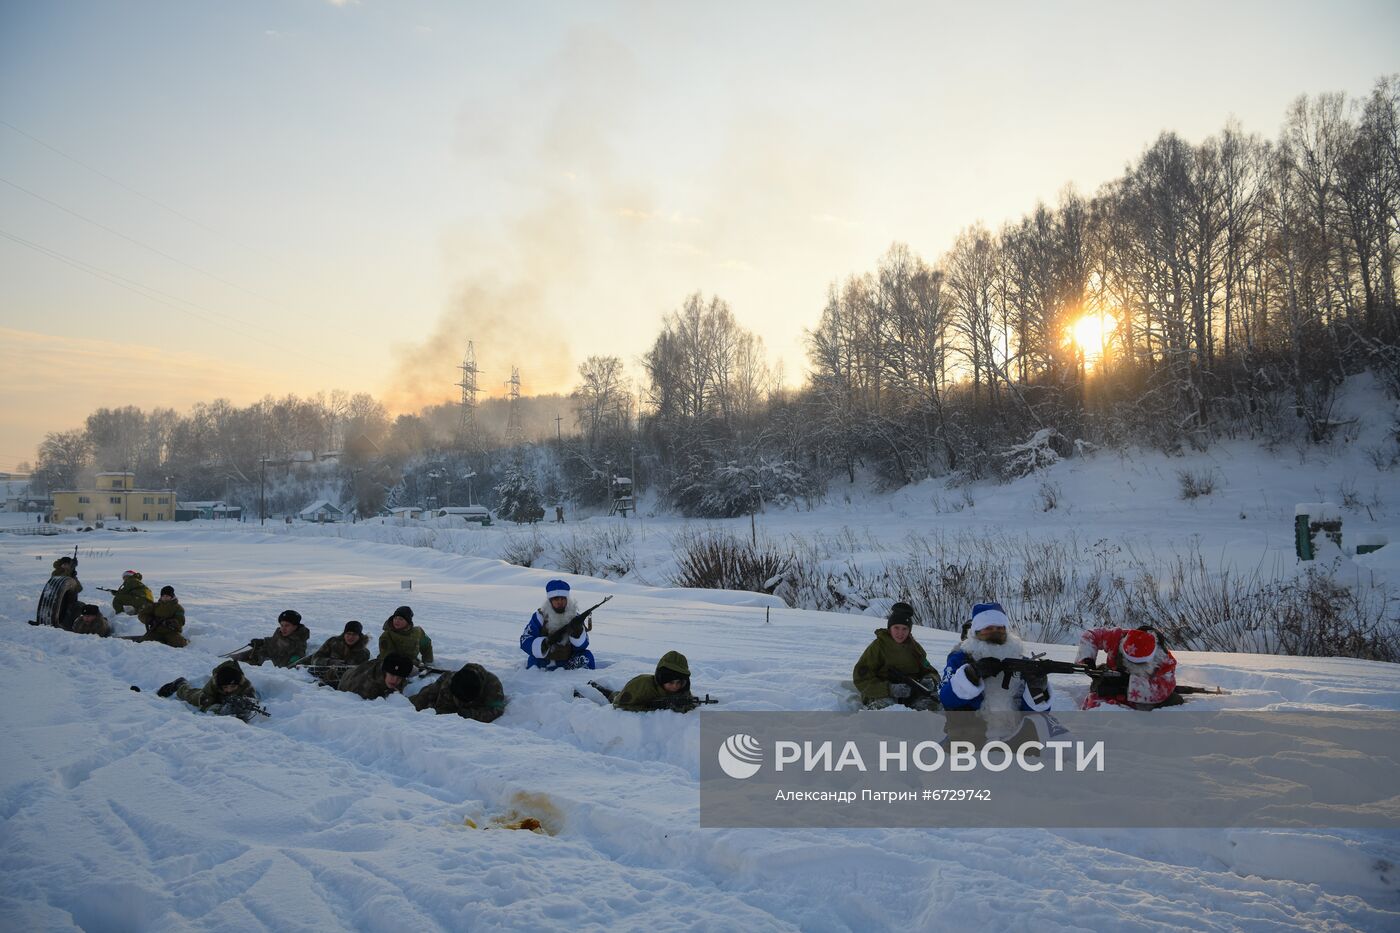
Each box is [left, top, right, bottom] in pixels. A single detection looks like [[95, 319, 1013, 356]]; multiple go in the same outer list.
[[1024, 671, 1050, 704], [156, 677, 187, 698], [1080, 656, 1097, 671], [548, 643, 572, 663], [961, 662, 982, 686], [567, 616, 586, 639], [888, 682, 912, 699], [250, 638, 265, 648]]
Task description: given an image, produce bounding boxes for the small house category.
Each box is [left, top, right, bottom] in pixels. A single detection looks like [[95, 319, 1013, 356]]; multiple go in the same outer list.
[[299, 499, 344, 523]]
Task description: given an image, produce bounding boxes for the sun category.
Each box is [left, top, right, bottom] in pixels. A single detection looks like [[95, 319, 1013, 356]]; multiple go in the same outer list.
[[1069, 312, 1117, 362]]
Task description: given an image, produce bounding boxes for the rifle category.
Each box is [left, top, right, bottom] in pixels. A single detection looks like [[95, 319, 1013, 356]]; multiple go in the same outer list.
[[414, 662, 452, 677], [220, 642, 255, 659], [890, 669, 939, 697], [1172, 683, 1229, 696], [649, 694, 718, 713], [542, 595, 614, 648], [97, 586, 119, 594], [976, 653, 1092, 690], [218, 695, 270, 722], [977, 655, 1230, 699]]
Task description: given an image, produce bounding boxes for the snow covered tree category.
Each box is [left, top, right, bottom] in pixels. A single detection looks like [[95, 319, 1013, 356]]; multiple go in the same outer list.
[[494, 465, 545, 524]]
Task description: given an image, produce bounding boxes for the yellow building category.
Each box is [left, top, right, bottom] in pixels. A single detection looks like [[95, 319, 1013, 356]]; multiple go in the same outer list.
[[52, 472, 176, 523]]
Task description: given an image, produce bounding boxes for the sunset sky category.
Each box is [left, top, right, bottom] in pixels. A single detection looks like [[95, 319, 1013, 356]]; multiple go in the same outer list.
[[2, 0, 1397, 471]]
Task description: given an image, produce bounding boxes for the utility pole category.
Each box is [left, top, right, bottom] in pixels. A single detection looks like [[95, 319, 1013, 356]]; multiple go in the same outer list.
[[505, 366, 524, 447], [457, 341, 479, 447], [555, 413, 562, 442], [259, 457, 267, 525]]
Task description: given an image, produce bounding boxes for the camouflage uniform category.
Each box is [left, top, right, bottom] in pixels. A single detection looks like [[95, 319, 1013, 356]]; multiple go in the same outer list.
[[241, 622, 311, 668], [111, 574, 154, 615], [174, 660, 257, 711], [410, 663, 506, 722], [379, 619, 433, 664], [613, 651, 697, 712], [70, 607, 112, 638], [338, 657, 405, 701], [303, 633, 371, 687], [137, 599, 188, 647]]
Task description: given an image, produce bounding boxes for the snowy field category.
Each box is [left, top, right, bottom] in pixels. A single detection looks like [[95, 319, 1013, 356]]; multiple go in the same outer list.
[[3, 524, 1400, 932], [1, 378, 1397, 931]]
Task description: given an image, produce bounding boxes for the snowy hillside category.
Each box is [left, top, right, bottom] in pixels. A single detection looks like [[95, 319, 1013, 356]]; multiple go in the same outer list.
[[2, 528, 1399, 931]]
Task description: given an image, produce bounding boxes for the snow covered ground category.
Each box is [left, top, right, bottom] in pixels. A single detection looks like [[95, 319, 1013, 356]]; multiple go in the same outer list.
[[3, 526, 1399, 932]]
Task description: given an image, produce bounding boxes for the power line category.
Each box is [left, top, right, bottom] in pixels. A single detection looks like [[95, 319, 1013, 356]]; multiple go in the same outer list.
[[0, 174, 279, 307], [0, 117, 287, 269]]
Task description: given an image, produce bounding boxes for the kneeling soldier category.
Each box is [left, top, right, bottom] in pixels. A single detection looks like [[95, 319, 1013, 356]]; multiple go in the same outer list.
[[338, 652, 414, 700], [137, 586, 188, 647], [111, 570, 154, 616], [410, 663, 506, 722]]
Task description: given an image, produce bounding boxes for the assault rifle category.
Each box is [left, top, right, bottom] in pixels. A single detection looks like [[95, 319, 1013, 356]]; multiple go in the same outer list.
[[578, 681, 718, 712], [541, 595, 615, 649], [650, 694, 718, 713], [218, 695, 270, 722], [975, 653, 1095, 690], [974, 654, 1229, 698], [96, 586, 119, 594]]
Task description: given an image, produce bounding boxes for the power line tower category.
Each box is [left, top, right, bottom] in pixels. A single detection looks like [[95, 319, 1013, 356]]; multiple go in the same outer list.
[[505, 365, 524, 447], [456, 341, 479, 444]]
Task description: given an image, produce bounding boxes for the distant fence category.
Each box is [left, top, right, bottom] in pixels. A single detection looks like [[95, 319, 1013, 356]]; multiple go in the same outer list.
[[1, 523, 71, 536]]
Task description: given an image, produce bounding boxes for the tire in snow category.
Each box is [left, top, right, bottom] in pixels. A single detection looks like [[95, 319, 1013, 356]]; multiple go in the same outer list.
[[35, 575, 82, 630]]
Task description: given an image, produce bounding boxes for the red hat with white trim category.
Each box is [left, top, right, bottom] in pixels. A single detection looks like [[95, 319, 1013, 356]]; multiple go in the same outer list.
[[1121, 629, 1157, 663]]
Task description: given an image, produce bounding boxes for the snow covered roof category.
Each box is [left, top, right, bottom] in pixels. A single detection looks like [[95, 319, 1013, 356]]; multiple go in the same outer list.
[[299, 499, 343, 517], [438, 506, 489, 516]]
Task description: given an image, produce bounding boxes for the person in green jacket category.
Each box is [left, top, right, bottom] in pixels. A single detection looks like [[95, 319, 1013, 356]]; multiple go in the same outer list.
[[111, 570, 154, 616], [852, 602, 940, 710], [301, 620, 372, 686], [137, 586, 188, 647], [158, 659, 257, 712], [612, 651, 698, 712], [235, 610, 311, 667], [338, 653, 414, 701], [410, 663, 506, 722], [379, 606, 433, 665]]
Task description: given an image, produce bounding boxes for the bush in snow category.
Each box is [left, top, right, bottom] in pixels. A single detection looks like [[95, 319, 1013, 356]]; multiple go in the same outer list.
[[1176, 468, 1218, 500], [500, 529, 544, 567], [671, 529, 789, 593], [558, 524, 636, 579], [998, 428, 1071, 480]]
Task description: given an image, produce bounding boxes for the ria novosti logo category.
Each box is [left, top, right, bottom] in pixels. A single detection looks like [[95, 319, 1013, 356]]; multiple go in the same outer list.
[[717, 733, 763, 779]]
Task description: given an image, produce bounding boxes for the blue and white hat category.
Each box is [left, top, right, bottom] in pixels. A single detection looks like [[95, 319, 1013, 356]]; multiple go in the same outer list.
[[970, 602, 1010, 633], [545, 579, 571, 598]]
